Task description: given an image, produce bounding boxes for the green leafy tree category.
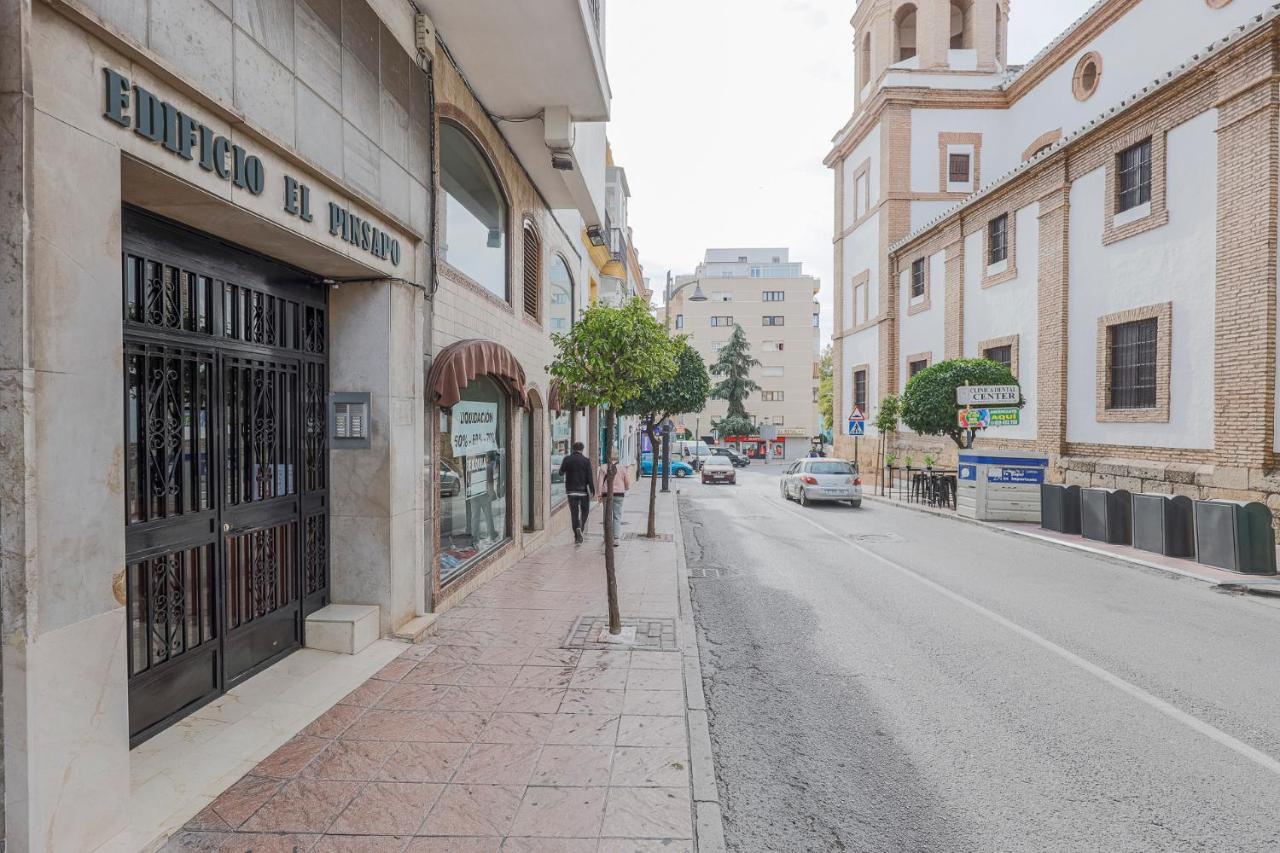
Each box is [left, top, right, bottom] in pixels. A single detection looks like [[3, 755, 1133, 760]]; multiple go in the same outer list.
[[900, 358, 1021, 449], [712, 413, 758, 439], [622, 339, 710, 538], [549, 297, 678, 634], [817, 345, 834, 432], [874, 394, 901, 435], [710, 325, 760, 419]]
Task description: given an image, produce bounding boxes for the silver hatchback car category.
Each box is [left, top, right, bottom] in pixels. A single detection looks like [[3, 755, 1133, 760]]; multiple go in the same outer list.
[[780, 459, 862, 507]]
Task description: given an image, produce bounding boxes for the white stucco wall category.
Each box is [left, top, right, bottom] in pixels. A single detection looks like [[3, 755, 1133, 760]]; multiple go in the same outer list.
[[840, 325, 880, 436], [1065, 109, 1218, 448], [841, 218, 880, 321], [962, 203, 1040, 442], [841, 124, 881, 230], [898, 250, 946, 397]]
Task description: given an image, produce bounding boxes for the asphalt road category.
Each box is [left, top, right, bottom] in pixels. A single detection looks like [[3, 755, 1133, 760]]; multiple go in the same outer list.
[[679, 465, 1280, 853]]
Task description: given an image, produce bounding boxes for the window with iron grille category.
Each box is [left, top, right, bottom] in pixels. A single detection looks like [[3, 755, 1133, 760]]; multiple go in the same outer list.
[[763, 315, 785, 326], [984, 345, 1012, 370], [988, 215, 1009, 265], [763, 291, 786, 301], [948, 152, 971, 183], [522, 223, 541, 319], [1117, 139, 1152, 213], [710, 316, 734, 327], [1108, 318, 1158, 409], [911, 259, 926, 299], [853, 369, 867, 413], [909, 359, 928, 377]]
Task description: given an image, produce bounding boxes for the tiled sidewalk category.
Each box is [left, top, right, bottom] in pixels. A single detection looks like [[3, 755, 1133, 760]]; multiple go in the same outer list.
[[162, 490, 700, 852]]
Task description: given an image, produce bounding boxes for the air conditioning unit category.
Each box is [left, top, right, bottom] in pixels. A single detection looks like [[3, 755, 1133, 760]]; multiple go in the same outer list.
[[415, 13, 436, 56], [544, 106, 575, 150]]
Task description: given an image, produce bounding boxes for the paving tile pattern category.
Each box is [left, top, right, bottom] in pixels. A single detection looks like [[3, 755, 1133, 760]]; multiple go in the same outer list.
[[165, 512, 693, 853]]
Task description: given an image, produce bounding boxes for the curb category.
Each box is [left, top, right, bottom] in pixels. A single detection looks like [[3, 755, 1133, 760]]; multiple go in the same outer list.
[[672, 489, 727, 853]]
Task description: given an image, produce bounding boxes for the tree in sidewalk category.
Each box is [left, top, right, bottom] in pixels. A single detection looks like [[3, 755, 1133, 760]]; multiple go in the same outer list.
[[622, 339, 711, 538], [873, 393, 901, 488], [548, 297, 679, 635], [899, 358, 1021, 449], [710, 324, 760, 420], [817, 344, 834, 433]]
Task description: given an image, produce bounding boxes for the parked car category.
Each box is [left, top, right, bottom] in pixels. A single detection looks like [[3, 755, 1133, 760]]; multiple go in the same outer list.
[[640, 454, 693, 478], [439, 461, 462, 497], [780, 459, 861, 507], [701, 455, 737, 485], [675, 439, 713, 470], [708, 446, 750, 467]]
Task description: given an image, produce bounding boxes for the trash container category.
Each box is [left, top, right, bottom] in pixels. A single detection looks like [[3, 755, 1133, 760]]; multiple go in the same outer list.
[[956, 450, 1047, 522], [1193, 500, 1277, 575], [1131, 493, 1194, 558], [1040, 484, 1082, 534], [1081, 488, 1132, 545]]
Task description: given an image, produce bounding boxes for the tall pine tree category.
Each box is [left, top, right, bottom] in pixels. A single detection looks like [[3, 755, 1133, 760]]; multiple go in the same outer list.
[[710, 324, 761, 437]]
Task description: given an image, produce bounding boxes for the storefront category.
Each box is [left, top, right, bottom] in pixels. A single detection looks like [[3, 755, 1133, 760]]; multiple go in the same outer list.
[[428, 340, 529, 595], [724, 435, 788, 460]]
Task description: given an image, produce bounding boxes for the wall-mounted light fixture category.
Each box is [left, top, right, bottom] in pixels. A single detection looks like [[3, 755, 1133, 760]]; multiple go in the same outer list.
[[586, 225, 607, 247]]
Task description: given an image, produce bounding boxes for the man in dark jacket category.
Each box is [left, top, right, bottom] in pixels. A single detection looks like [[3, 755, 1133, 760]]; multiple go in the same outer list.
[[558, 442, 594, 544]]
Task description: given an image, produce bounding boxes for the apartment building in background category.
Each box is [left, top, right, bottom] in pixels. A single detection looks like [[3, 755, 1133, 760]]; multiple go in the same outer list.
[[827, 0, 1280, 512], [669, 249, 822, 459]]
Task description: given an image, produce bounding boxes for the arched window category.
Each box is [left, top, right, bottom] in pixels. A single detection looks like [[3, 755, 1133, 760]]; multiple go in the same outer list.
[[860, 31, 872, 86], [522, 221, 541, 319], [894, 5, 918, 62], [548, 254, 574, 335], [440, 122, 508, 300], [950, 0, 972, 50]]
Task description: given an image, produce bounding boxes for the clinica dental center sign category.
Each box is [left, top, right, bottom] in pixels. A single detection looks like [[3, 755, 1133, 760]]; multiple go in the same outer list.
[[103, 68, 401, 268]]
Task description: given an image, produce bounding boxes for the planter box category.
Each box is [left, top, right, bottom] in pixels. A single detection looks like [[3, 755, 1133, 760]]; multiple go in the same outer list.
[[1193, 500, 1277, 576], [1131, 493, 1194, 558], [1040, 484, 1082, 534], [1081, 488, 1132, 545]]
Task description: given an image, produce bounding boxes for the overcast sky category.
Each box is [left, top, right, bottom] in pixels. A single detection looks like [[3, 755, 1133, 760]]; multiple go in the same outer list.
[[605, 0, 1098, 340]]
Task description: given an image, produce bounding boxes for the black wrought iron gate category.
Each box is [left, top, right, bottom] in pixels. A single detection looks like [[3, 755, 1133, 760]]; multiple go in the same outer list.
[[122, 209, 329, 745]]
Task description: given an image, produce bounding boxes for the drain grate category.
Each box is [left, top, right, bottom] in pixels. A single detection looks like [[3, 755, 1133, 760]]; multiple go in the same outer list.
[[563, 615, 678, 650], [689, 565, 745, 579], [623, 532, 673, 542]]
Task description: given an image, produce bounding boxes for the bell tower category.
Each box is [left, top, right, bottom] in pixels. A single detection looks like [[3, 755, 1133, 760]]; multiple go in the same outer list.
[[853, 0, 1009, 110]]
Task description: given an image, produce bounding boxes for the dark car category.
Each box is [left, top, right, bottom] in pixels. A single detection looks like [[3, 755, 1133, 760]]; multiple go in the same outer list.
[[709, 446, 750, 468]]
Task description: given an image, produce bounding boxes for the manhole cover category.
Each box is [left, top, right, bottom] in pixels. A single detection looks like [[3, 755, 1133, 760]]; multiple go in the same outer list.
[[563, 615, 678, 651], [848, 533, 904, 543]]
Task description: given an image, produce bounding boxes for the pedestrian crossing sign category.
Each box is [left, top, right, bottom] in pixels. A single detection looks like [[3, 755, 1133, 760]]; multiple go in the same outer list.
[[847, 419, 865, 437]]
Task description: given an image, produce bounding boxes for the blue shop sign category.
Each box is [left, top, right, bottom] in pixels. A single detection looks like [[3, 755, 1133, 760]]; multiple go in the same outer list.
[[958, 464, 977, 481]]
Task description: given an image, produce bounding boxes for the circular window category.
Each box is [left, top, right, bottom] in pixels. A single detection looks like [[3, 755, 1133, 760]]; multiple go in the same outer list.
[[1072, 52, 1102, 101]]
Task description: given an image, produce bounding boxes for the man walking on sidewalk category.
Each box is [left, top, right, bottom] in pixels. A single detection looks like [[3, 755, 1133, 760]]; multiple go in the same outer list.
[[559, 441, 594, 544], [596, 452, 632, 547]]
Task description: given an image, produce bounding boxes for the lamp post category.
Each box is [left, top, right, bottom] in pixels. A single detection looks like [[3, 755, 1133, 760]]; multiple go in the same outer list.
[[663, 270, 706, 331]]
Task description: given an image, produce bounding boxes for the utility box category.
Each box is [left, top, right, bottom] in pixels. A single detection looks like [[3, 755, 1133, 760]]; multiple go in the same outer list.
[[1081, 488, 1132, 545], [1131, 493, 1195, 558], [1194, 500, 1277, 575], [956, 450, 1047, 522], [1040, 484, 1082, 534]]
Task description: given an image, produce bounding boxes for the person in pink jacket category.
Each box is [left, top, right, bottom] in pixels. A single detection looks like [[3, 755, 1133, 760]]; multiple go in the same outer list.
[[595, 453, 632, 546]]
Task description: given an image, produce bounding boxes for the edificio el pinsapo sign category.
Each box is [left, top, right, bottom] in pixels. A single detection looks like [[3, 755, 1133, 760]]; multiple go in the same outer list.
[[103, 68, 400, 267], [956, 384, 1021, 406]]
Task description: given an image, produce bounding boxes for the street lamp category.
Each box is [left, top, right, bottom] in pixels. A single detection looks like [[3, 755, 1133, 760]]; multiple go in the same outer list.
[[663, 270, 706, 330]]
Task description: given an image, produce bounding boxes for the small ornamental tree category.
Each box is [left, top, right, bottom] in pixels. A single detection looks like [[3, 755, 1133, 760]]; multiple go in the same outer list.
[[549, 297, 678, 635], [710, 325, 761, 419], [817, 344, 834, 432], [712, 413, 758, 440], [622, 339, 711, 538], [899, 358, 1022, 449], [874, 393, 901, 482]]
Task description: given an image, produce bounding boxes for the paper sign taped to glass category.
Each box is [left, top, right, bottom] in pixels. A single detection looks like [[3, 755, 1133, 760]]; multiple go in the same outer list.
[[451, 401, 499, 456]]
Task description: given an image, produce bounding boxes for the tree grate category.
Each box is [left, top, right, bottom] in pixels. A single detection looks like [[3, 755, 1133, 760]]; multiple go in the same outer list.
[[563, 615, 678, 651]]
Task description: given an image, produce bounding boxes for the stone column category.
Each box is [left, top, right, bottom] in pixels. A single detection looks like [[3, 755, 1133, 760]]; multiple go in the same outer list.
[[0, 13, 131, 846], [1213, 81, 1279, 471], [328, 281, 426, 634], [1035, 174, 1071, 462]]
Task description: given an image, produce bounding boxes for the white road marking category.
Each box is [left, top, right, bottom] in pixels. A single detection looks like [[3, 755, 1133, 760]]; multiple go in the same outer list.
[[771, 495, 1280, 778]]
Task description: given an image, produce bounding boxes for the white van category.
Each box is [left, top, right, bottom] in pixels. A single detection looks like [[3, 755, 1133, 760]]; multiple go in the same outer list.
[[675, 440, 714, 468]]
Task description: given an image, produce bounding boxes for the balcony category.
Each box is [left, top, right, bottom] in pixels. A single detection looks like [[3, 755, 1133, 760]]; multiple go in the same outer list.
[[422, 0, 610, 224]]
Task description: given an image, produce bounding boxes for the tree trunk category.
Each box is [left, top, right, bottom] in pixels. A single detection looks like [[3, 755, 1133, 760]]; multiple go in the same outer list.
[[603, 409, 622, 635], [646, 419, 661, 538]]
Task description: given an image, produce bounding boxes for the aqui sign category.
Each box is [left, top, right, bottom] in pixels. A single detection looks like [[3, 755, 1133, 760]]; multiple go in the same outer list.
[[958, 407, 1020, 429]]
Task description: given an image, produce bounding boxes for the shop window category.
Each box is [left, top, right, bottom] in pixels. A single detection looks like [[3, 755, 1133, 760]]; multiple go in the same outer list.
[[521, 408, 535, 529], [550, 409, 572, 507], [548, 255, 574, 335], [439, 376, 509, 583], [440, 122, 508, 300]]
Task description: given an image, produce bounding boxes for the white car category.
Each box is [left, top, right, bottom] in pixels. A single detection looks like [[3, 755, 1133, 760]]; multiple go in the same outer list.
[[780, 459, 862, 507]]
